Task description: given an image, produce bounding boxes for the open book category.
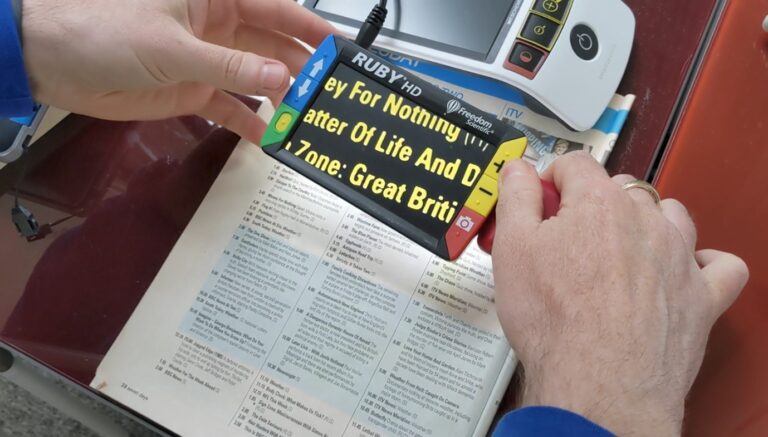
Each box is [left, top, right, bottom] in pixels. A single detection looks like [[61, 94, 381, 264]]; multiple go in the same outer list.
[[92, 106, 518, 437]]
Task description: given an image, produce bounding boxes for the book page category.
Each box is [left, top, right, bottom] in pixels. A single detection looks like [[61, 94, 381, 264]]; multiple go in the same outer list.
[[92, 123, 516, 436]]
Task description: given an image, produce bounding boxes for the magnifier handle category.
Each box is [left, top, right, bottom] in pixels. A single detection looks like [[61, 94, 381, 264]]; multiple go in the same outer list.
[[477, 180, 560, 255]]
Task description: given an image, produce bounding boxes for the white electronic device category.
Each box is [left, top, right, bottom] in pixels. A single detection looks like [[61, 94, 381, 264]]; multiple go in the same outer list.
[[301, 0, 635, 131]]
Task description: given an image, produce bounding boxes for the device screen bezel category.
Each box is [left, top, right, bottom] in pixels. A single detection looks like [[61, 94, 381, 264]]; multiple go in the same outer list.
[[274, 62, 496, 253], [304, 0, 524, 63]]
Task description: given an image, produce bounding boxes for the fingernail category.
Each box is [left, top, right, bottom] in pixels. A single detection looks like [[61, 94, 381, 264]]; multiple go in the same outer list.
[[501, 160, 533, 183], [507, 159, 533, 175], [261, 63, 288, 90]]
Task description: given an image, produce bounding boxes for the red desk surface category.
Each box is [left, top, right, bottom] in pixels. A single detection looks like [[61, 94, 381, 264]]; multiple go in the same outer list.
[[0, 117, 240, 383], [0, 0, 724, 431], [654, 0, 768, 434]]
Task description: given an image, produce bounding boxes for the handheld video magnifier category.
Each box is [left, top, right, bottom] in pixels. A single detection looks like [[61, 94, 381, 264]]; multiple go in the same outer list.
[[261, 35, 529, 260]]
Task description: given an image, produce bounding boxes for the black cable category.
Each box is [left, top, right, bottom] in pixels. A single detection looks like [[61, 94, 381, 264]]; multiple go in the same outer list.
[[12, 151, 29, 208], [392, 0, 401, 33], [355, 1, 388, 49], [10, 155, 41, 239]]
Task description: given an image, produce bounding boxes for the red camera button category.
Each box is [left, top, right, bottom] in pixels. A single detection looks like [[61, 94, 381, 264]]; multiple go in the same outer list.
[[445, 207, 486, 260]]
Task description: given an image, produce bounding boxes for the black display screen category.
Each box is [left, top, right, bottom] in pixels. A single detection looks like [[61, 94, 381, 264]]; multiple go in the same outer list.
[[311, 0, 519, 59], [280, 62, 494, 242]]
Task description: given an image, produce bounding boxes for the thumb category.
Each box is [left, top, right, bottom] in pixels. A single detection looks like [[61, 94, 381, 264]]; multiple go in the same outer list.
[[166, 34, 290, 96], [495, 159, 543, 240], [696, 249, 749, 316]]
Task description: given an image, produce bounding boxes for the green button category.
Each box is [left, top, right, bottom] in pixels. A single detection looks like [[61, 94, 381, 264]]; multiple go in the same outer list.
[[261, 104, 301, 147]]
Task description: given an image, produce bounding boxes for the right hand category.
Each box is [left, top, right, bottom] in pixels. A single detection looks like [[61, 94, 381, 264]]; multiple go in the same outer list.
[[491, 153, 749, 435]]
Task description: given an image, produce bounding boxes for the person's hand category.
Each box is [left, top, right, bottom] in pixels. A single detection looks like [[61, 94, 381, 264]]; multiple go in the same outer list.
[[492, 153, 749, 435], [21, 0, 335, 144]]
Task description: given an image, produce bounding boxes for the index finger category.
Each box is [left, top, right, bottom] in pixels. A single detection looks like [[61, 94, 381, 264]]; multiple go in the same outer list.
[[238, 0, 337, 47], [540, 151, 611, 201]]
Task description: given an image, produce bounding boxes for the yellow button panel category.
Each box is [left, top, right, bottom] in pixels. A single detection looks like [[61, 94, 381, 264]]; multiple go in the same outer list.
[[485, 137, 527, 180], [465, 175, 499, 217], [275, 112, 294, 133]]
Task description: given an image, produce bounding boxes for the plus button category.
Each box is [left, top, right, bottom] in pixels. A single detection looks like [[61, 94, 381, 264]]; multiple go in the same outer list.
[[493, 159, 506, 175]]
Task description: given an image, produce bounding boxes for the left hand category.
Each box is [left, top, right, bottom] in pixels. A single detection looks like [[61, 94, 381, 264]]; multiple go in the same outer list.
[[22, 0, 336, 144]]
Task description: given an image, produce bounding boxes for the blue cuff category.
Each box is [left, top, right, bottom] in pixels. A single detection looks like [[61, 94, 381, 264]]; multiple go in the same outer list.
[[493, 406, 615, 437], [0, 0, 35, 117]]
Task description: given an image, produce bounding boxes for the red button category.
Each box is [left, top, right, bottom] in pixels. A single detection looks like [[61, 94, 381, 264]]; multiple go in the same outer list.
[[509, 42, 546, 72], [505, 41, 548, 79], [445, 207, 486, 260]]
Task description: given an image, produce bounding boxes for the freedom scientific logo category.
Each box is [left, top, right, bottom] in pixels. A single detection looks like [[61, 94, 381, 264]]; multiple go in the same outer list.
[[446, 99, 462, 115], [445, 100, 494, 135]]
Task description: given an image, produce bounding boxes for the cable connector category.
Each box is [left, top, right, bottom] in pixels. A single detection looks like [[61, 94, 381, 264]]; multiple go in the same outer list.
[[11, 204, 40, 238], [355, 2, 388, 49]]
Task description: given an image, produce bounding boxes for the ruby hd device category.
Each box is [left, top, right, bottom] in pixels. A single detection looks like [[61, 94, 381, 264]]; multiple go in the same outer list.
[[301, 0, 635, 131], [261, 36, 529, 260]]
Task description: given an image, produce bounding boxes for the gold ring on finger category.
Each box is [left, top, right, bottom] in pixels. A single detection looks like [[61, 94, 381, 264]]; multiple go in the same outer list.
[[621, 180, 661, 206]]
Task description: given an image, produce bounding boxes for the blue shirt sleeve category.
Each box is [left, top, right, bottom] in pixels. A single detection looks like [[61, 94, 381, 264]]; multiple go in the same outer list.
[[0, 0, 34, 118], [493, 407, 615, 437]]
